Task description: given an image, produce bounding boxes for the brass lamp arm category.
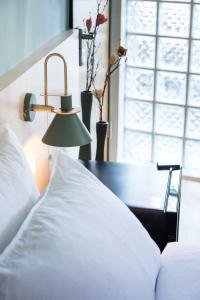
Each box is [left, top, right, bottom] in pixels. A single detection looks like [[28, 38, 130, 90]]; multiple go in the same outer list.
[[31, 104, 80, 115], [23, 53, 75, 122], [31, 104, 54, 113], [44, 53, 68, 106]]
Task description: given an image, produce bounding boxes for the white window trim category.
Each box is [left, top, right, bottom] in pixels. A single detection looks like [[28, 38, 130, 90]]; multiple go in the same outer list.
[[109, 0, 126, 161]]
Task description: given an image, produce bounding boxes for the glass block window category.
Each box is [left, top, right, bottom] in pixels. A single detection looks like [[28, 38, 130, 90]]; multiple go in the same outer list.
[[123, 0, 200, 169]]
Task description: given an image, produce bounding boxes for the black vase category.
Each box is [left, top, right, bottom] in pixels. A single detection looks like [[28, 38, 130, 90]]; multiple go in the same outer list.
[[95, 121, 108, 161], [79, 91, 93, 160]]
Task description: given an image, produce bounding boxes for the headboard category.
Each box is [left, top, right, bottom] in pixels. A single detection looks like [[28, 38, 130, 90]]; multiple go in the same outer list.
[[0, 31, 79, 192]]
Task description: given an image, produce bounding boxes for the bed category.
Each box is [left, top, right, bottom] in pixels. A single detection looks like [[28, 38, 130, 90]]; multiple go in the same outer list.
[[0, 125, 199, 300]]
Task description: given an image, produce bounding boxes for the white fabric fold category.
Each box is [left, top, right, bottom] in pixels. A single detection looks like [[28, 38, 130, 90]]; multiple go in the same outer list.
[[0, 151, 160, 300]]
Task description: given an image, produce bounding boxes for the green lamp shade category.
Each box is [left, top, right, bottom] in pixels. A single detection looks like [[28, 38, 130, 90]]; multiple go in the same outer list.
[[42, 114, 92, 147]]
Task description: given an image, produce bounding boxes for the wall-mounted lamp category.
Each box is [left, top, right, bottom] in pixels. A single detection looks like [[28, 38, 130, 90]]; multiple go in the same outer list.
[[23, 53, 92, 147]]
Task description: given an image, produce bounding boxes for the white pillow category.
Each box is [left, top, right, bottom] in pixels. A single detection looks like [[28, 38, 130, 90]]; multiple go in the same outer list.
[[0, 151, 160, 300], [0, 125, 39, 253], [48, 152, 161, 300]]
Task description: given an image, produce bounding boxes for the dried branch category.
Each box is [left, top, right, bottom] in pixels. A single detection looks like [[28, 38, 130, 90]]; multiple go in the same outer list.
[[84, 0, 108, 91], [92, 46, 127, 121]]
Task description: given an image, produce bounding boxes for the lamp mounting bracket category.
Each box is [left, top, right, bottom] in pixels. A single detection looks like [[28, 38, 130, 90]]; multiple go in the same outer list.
[[23, 93, 55, 121], [78, 28, 94, 66], [23, 93, 36, 122]]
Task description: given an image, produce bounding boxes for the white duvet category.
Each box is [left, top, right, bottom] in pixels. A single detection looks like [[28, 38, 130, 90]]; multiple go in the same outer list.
[[156, 242, 200, 300], [0, 152, 160, 300]]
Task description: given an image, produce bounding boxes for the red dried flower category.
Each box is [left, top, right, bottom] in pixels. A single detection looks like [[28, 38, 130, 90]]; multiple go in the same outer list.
[[86, 17, 92, 32], [96, 14, 107, 26]]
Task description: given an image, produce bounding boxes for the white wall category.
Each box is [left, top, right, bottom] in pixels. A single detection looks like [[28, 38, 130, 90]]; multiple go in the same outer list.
[[0, 31, 79, 191], [0, 0, 109, 192], [73, 0, 109, 159]]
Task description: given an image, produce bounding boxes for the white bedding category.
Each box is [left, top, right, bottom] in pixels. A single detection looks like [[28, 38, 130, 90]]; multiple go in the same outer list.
[[0, 152, 160, 300], [0, 125, 39, 254], [0, 149, 199, 300], [156, 242, 200, 300]]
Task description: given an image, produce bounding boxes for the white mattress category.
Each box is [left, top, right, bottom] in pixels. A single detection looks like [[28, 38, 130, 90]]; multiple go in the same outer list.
[[156, 242, 200, 300]]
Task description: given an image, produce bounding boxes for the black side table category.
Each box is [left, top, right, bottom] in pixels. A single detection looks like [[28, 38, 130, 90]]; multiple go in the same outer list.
[[81, 160, 182, 252]]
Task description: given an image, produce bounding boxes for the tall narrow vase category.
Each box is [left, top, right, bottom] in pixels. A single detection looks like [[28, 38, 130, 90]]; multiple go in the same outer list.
[[79, 91, 93, 160], [95, 121, 108, 161]]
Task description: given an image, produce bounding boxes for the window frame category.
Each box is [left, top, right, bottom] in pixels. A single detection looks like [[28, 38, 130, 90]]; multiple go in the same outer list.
[[109, 0, 126, 161]]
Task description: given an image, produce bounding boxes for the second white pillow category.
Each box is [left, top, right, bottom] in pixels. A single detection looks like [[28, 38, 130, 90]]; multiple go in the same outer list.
[[0, 125, 39, 254]]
